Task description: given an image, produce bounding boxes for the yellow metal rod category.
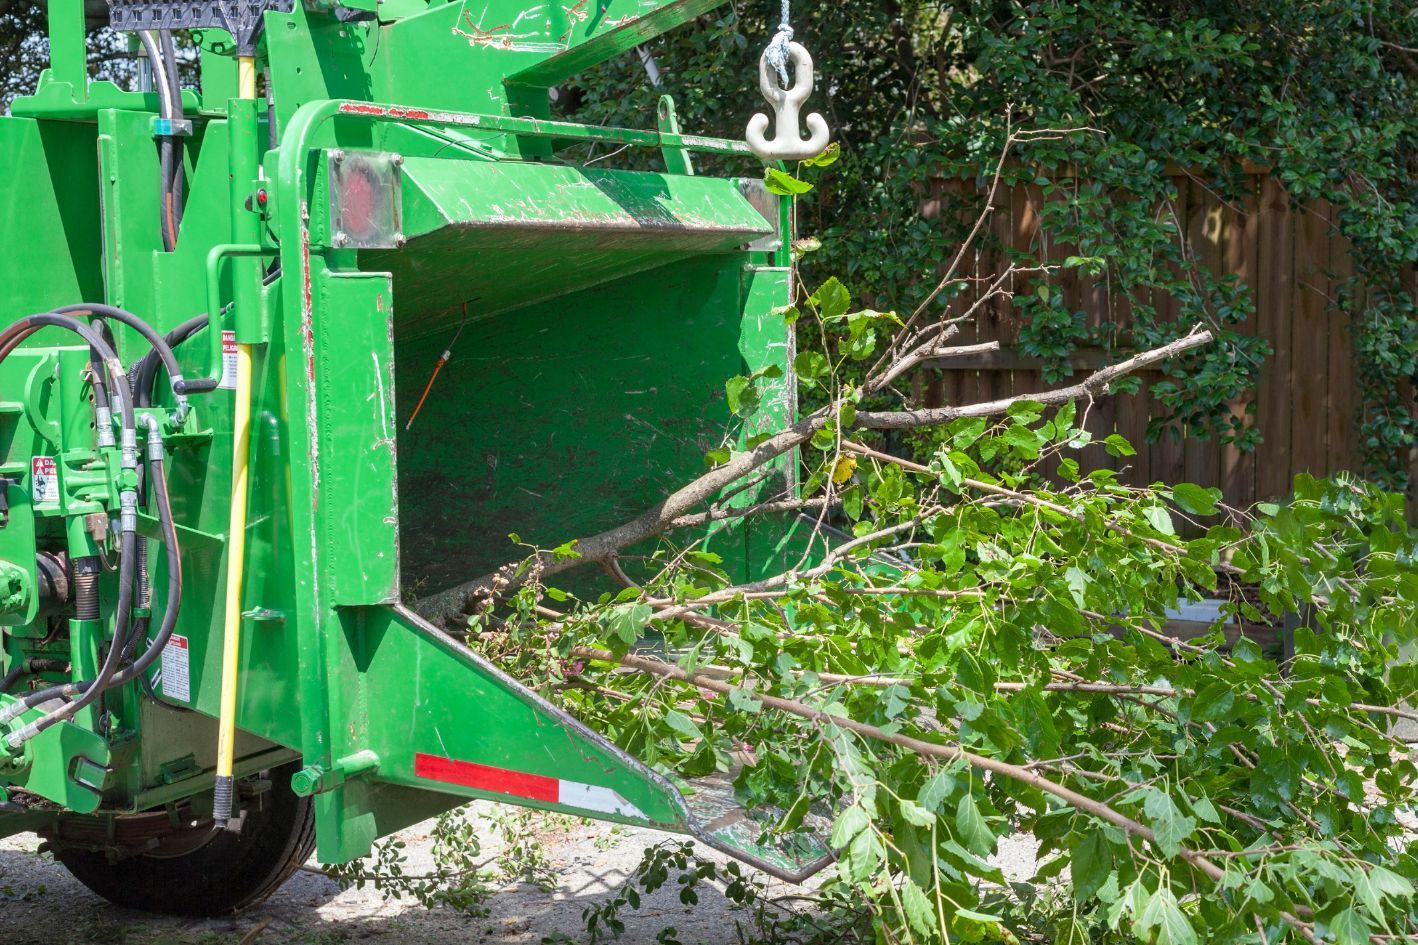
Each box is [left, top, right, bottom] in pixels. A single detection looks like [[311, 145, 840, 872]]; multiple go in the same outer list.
[[237, 55, 257, 100], [214, 55, 258, 825]]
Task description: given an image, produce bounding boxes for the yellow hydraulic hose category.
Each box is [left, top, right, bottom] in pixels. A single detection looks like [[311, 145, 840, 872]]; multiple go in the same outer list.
[[213, 56, 258, 827]]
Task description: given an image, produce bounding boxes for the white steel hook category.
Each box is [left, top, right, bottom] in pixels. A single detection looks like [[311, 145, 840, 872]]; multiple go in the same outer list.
[[746, 41, 831, 163]]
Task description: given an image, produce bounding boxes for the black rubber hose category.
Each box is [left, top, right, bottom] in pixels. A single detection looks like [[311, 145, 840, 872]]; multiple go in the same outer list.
[[109, 438, 181, 688], [0, 317, 120, 429], [0, 665, 21, 695], [53, 304, 188, 398], [158, 141, 177, 251], [6, 440, 180, 725], [0, 313, 138, 741], [8, 313, 132, 427], [132, 314, 207, 408], [160, 31, 185, 233], [140, 29, 177, 251]]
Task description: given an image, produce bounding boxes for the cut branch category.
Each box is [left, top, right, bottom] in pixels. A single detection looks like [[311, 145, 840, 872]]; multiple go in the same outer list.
[[422, 328, 1216, 621], [855, 327, 1212, 429]]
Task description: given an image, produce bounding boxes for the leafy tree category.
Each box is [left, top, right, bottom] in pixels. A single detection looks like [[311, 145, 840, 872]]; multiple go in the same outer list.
[[557, 1, 1418, 485]]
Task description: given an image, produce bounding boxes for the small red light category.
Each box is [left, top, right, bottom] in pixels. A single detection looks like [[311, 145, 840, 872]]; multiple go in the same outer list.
[[255, 189, 268, 206]]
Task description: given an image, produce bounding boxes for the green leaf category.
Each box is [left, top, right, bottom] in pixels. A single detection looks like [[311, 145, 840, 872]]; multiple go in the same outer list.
[[726, 686, 761, 715], [830, 805, 871, 849], [1138, 886, 1197, 945], [1104, 433, 1137, 457], [793, 350, 830, 380], [900, 879, 936, 937], [607, 603, 651, 645], [810, 277, 852, 321], [1064, 566, 1091, 607], [898, 799, 935, 827], [1143, 790, 1195, 858], [764, 166, 813, 195], [662, 709, 703, 741], [1070, 829, 1113, 901], [955, 792, 993, 855], [1171, 482, 1220, 515], [1330, 908, 1371, 945], [1143, 505, 1176, 536], [777, 792, 811, 833], [917, 768, 956, 813], [803, 141, 840, 167], [1368, 864, 1415, 901], [724, 374, 752, 415], [954, 907, 1002, 926], [843, 827, 882, 883]]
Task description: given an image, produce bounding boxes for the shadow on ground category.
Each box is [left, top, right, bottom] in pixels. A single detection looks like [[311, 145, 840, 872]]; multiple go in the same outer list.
[[0, 809, 799, 945]]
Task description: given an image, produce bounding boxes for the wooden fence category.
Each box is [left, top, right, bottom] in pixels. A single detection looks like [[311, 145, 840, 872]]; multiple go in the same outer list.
[[916, 168, 1390, 509]]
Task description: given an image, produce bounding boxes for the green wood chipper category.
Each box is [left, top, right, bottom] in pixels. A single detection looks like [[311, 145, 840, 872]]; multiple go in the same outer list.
[[0, 0, 833, 914]]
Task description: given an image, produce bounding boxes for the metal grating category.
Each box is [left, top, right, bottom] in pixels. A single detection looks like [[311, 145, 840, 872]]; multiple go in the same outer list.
[[106, 0, 295, 52]]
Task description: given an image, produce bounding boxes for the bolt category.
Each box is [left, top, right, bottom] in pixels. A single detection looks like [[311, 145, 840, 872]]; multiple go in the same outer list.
[[393, 233, 407, 248], [391, 153, 404, 167], [332, 231, 350, 248], [330, 148, 345, 164], [290, 765, 327, 797]]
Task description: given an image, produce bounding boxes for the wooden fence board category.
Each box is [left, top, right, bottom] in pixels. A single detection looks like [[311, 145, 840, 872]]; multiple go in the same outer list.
[[916, 168, 1403, 510]]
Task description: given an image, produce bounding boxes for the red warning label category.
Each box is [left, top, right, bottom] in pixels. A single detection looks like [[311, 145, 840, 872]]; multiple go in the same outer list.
[[31, 456, 58, 510], [219, 330, 238, 390]]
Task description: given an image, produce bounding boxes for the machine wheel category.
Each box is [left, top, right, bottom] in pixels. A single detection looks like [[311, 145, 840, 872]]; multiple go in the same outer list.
[[54, 761, 315, 916]]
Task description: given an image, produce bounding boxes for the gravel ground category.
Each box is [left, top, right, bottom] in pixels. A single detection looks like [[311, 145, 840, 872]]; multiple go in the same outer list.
[[0, 803, 1039, 945]]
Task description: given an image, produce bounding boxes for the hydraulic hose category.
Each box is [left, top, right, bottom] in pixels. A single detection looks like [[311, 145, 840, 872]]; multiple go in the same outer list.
[[132, 314, 207, 408], [3, 529, 134, 746], [108, 419, 182, 688], [140, 30, 181, 252], [0, 420, 181, 734], [0, 317, 125, 434], [0, 312, 140, 743], [160, 31, 186, 234], [54, 303, 191, 419]]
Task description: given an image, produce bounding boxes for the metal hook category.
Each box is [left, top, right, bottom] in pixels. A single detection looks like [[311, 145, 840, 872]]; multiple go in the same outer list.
[[746, 41, 831, 163]]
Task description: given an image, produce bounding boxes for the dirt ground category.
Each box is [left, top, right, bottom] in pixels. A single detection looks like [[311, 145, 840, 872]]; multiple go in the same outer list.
[[0, 803, 1040, 945], [0, 803, 812, 945]]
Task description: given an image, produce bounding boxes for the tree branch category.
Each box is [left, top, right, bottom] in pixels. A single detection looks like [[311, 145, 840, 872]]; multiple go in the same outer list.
[[422, 328, 1216, 622], [855, 326, 1212, 429]]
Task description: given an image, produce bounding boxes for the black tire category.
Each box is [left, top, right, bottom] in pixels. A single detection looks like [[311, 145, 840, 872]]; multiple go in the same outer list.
[[55, 761, 315, 916]]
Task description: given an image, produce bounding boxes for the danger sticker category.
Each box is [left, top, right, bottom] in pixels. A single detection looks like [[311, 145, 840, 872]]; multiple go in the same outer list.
[[219, 331, 238, 390], [31, 456, 58, 510], [161, 634, 191, 702]]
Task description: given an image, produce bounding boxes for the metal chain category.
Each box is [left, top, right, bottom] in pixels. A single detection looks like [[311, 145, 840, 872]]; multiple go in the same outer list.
[[763, 0, 794, 86]]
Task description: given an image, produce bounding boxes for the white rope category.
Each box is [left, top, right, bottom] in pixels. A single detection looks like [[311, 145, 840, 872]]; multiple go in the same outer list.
[[763, 0, 794, 86]]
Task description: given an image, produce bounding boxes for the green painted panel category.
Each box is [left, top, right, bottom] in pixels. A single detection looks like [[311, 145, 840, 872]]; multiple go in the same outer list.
[[365, 160, 769, 336], [0, 118, 103, 322], [393, 255, 755, 603]]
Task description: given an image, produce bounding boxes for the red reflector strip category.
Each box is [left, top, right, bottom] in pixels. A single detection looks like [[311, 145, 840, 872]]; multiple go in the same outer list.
[[414, 753, 558, 804]]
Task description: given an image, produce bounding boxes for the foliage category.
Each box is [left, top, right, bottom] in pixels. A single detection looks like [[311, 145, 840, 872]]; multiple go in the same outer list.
[[430, 256, 1418, 944], [495, 446, 1418, 941], [324, 807, 563, 914], [556, 1, 1418, 485]]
